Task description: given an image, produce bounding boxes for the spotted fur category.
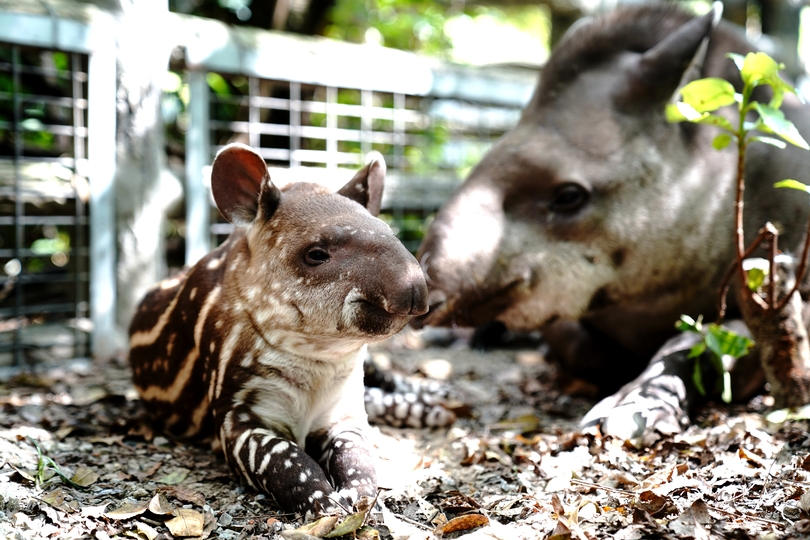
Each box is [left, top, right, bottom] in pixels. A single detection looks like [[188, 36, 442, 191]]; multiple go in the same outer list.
[[129, 143, 428, 516]]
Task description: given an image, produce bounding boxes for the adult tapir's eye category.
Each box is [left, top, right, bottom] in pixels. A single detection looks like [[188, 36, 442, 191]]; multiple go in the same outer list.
[[550, 183, 589, 212], [304, 248, 330, 266]]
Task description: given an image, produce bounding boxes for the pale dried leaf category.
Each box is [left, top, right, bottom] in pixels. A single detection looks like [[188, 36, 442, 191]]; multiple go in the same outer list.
[[324, 507, 370, 538], [147, 493, 174, 515], [296, 515, 339, 537], [135, 521, 158, 540], [105, 500, 150, 520], [81, 503, 109, 518], [801, 489, 810, 513], [356, 526, 381, 539], [157, 467, 190, 485], [70, 466, 99, 487], [551, 494, 566, 516], [738, 447, 764, 468], [280, 531, 321, 540], [165, 508, 205, 537]]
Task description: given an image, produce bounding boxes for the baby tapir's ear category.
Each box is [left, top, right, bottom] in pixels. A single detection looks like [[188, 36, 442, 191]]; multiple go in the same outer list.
[[337, 151, 385, 217], [211, 143, 281, 225]]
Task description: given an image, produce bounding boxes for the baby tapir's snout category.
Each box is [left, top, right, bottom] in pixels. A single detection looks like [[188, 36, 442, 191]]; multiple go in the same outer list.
[[364, 244, 428, 317]]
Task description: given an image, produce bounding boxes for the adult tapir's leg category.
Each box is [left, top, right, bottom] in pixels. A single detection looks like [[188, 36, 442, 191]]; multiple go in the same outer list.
[[580, 320, 765, 440]]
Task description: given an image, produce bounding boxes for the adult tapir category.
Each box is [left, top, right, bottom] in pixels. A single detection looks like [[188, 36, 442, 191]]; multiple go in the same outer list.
[[417, 3, 810, 439]]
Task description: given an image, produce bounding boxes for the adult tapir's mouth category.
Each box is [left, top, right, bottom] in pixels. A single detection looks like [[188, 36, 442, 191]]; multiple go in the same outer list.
[[412, 280, 523, 329]]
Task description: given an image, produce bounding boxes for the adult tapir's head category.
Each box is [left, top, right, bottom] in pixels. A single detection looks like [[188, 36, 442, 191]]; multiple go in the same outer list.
[[210, 143, 428, 350], [417, 4, 789, 343]]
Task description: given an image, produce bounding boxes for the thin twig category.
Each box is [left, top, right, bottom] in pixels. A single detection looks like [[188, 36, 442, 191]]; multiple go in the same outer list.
[[734, 125, 748, 293], [717, 227, 771, 321], [570, 478, 635, 496], [391, 512, 434, 531], [757, 453, 780, 512], [705, 502, 784, 527], [768, 224, 777, 310]]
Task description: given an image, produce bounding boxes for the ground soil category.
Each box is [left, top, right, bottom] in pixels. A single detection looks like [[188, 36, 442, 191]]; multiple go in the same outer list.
[[2, 329, 810, 539]]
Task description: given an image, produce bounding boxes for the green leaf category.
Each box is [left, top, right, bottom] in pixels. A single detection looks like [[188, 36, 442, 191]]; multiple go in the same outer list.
[[712, 133, 733, 150], [693, 356, 706, 396], [676, 314, 701, 333], [774, 179, 810, 193], [743, 120, 761, 133], [752, 102, 810, 149], [749, 135, 787, 149], [742, 258, 769, 291], [745, 267, 766, 291], [205, 72, 231, 96], [688, 341, 706, 359], [666, 101, 703, 122], [665, 103, 689, 123], [694, 113, 735, 131], [740, 52, 783, 89], [705, 324, 754, 359], [679, 78, 737, 113]]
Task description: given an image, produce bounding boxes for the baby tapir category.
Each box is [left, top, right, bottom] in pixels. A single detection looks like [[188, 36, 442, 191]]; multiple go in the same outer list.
[[129, 143, 428, 516]]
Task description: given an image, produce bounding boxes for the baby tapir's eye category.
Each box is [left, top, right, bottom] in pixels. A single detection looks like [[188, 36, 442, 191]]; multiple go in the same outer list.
[[304, 248, 330, 266], [550, 183, 589, 212]]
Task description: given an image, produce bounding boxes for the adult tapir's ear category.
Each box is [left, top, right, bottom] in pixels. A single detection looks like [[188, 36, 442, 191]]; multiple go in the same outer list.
[[337, 151, 385, 217], [211, 143, 281, 225], [618, 3, 722, 106]]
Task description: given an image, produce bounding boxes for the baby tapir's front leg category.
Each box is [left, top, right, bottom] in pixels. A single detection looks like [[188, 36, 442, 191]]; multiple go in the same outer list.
[[307, 426, 377, 506], [218, 403, 376, 516]]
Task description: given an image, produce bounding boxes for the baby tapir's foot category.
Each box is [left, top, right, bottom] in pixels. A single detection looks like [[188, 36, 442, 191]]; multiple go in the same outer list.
[[307, 427, 377, 510], [224, 428, 339, 516], [363, 356, 456, 428]]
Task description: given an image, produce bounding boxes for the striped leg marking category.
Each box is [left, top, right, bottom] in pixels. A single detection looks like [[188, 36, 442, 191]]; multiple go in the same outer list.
[[308, 428, 377, 506], [222, 426, 343, 517], [363, 356, 456, 428]]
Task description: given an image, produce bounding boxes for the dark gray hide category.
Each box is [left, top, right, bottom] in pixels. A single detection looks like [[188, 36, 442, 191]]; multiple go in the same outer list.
[[417, 4, 810, 439]]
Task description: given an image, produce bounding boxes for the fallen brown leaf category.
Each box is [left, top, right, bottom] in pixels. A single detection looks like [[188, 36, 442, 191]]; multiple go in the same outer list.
[[40, 487, 66, 507], [546, 520, 572, 540], [158, 485, 205, 507], [440, 514, 489, 534]]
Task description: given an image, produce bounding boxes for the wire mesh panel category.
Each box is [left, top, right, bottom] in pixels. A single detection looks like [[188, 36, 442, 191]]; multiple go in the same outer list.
[[0, 43, 91, 367], [202, 73, 523, 252]]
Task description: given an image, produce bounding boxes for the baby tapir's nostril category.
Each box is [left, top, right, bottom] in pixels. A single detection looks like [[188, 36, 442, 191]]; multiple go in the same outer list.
[[410, 277, 429, 316], [383, 263, 429, 316]]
